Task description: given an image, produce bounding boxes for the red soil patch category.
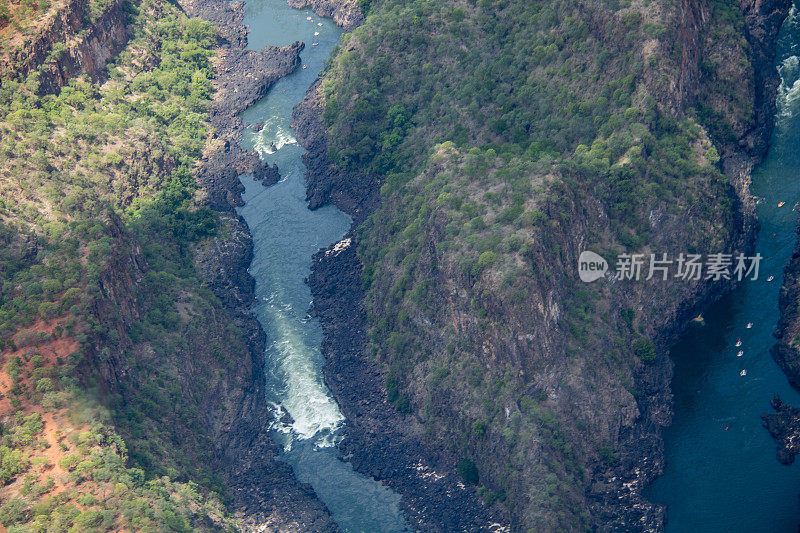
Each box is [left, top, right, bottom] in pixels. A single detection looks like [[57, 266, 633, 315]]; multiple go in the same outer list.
[[0, 317, 95, 512], [0, 317, 78, 416]]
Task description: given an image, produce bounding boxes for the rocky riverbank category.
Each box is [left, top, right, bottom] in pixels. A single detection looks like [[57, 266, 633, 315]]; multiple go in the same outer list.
[[773, 224, 800, 388], [177, 0, 337, 529], [295, 0, 792, 530], [307, 235, 508, 531], [286, 0, 363, 30], [767, 221, 800, 527], [762, 395, 800, 464]]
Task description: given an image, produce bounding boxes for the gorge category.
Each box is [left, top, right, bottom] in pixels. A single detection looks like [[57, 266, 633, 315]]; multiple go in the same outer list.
[[1, 0, 800, 530], [236, 0, 407, 530]]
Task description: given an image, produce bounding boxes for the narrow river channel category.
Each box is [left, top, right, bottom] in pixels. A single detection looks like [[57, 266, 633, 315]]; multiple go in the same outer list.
[[235, 1, 409, 531], [646, 4, 800, 530]]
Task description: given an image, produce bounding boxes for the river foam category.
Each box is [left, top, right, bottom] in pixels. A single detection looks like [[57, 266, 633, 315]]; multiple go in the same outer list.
[[252, 116, 298, 156], [778, 6, 800, 121]]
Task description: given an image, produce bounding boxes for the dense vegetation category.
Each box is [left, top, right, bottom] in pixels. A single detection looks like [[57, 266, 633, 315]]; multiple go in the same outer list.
[[321, 0, 752, 529], [0, 0, 252, 529]]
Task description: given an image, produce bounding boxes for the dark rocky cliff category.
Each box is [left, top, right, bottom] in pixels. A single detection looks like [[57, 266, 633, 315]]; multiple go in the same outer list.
[[773, 226, 800, 387], [293, 0, 792, 530], [762, 395, 800, 464]]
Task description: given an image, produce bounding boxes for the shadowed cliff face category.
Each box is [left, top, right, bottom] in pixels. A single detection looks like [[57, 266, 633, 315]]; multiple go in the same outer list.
[[773, 231, 800, 387], [292, 0, 792, 530], [763, 395, 800, 464]]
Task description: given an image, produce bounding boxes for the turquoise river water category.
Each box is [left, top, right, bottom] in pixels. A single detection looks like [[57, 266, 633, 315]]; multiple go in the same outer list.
[[646, 4, 800, 531], [235, 1, 408, 531]]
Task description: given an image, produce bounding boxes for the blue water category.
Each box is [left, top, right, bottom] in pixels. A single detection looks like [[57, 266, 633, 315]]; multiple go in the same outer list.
[[646, 6, 800, 531], [235, 2, 409, 531]]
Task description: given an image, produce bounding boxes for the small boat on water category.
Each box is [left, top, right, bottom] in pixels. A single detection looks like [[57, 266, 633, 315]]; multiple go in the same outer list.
[[768, 275, 775, 282], [740, 369, 747, 376], [779, 201, 786, 208], [746, 322, 753, 328], [735, 339, 742, 347], [737, 350, 743, 357]]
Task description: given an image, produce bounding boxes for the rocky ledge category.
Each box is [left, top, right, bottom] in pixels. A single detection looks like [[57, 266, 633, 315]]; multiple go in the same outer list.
[[762, 396, 800, 465], [0, 0, 130, 94], [178, 0, 337, 529], [287, 0, 364, 30]]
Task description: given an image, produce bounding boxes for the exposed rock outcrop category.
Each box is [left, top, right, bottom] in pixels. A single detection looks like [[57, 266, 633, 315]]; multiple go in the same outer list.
[[762, 395, 800, 465], [286, 0, 363, 30], [293, 79, 378, 221], [253, 160, 283, 187], [773, 223, 800, 387], [0, 0, 130, 94]]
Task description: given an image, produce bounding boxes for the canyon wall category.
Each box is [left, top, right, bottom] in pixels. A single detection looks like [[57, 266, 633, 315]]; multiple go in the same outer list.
[[0, 0, 130, 93], [294, 0, 792, 530]]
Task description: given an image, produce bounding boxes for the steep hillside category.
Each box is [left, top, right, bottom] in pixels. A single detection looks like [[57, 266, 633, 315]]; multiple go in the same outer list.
[[0, 0, 336, 530], [297, 0, 791, 530]]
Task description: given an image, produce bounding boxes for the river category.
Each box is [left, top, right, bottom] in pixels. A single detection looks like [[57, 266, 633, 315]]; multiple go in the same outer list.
[[646, 4, 800, 530], [235, 1, 409, 531]]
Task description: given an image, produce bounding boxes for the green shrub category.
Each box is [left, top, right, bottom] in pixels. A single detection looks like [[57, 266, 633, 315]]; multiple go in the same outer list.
[[59, 454, 81, 472], [0, 499, 29, 526], [73, 509, 102, 528], [0, 446, 29, 484], [395, 395, 412, 413], [473, 251, 497, 275], [457, 458, 479, 484], [632, 336, 656, 362], [35, 377, 53, 392]]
